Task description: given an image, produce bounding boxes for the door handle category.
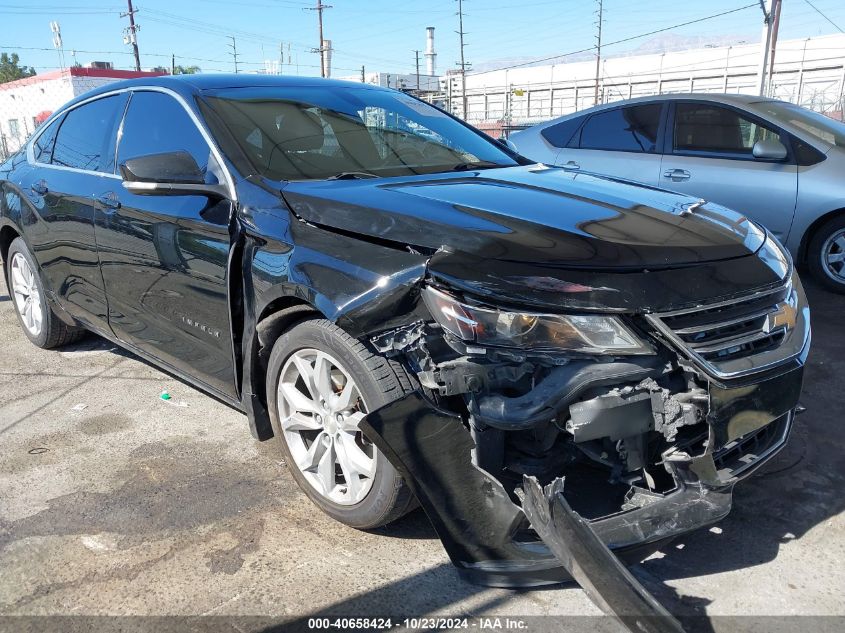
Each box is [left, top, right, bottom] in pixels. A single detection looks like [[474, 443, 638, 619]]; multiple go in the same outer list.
[[95, 191, 121, 212], [663, 168, 691, 182], [562, 160, 580, 170], [30, 180, 48, 196]]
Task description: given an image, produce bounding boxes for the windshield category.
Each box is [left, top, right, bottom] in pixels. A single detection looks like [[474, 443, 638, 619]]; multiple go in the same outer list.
[[204, 86, 517, 181], [757, 101, 845, 148]]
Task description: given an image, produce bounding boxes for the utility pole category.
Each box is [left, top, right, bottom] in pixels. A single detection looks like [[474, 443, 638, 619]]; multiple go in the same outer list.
[[121, 0, 141, 71], [228, 36, 239, 73], [593, 0, 603, 106], [756, 0, 781, 96], [414, 50, 421, 91], [360, 65, 365, 83], [307, 0, 332, 78], [171, 53, 175, 75], [456, 0, 469, 120], [767, 0, 782, 97]]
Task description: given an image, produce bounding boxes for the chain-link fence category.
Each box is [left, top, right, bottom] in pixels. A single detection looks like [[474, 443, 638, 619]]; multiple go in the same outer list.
[[426, 35, 845, 137]]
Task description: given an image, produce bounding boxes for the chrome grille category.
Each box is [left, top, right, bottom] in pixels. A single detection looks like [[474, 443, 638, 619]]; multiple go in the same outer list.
[[646, 281, 803, 379]]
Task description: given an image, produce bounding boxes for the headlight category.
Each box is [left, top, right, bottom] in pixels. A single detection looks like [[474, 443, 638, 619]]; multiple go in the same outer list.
[[422, 286, 653, 355]]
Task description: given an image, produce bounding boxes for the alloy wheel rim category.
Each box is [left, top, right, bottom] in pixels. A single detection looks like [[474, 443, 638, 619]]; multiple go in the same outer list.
[[277, 348, 376, 505], [10, 253, 43, 337], [821, 229, 845, 282]]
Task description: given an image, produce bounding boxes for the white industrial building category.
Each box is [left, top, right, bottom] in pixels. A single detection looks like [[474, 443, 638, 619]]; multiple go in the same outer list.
[[0, 66, 165, 159], [437, 33, 845, 136]]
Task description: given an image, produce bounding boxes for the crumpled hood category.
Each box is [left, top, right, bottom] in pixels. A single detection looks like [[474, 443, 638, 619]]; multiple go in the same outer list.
[[281, 165, 766, 269], [280, 166, 788, 312]]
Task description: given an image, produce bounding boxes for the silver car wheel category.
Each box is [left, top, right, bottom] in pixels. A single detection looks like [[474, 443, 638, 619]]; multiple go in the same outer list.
[[277, 348, 376, 506], [821, 229, 845, 282], [10, 252, 43, 337]]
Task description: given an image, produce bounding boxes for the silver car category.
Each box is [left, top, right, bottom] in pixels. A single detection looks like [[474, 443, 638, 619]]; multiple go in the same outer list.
[[511, 94, 845, 292]]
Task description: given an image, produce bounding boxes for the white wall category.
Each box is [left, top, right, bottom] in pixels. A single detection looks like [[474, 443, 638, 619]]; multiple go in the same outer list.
[[0, 74, 75, 157], [439, 33, 845, 128]]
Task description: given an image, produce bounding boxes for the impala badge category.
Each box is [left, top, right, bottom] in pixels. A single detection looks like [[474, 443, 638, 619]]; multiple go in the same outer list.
[[180, 315, 222, 339]]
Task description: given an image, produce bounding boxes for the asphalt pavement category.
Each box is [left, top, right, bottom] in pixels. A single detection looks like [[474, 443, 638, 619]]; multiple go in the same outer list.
[[0, 270, 843, 632]]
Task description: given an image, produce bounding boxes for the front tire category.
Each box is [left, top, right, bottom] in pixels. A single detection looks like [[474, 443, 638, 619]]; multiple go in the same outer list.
[[266, 318, 416, 529], [807, 216, 845, 294], [5, 238, 85, 349]]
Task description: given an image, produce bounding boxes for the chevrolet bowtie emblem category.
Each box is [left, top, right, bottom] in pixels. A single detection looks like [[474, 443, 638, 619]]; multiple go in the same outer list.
[[763, 297, 798, 334]]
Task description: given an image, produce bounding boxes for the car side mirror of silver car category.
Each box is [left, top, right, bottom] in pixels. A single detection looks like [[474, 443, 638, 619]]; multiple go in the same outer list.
[[120, 150, 229, 198], [498, 136, 518, 153], [752, 138, 788, 161]]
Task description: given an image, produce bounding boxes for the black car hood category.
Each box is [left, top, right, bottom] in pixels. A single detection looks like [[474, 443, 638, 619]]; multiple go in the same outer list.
[[282, 166, 765, 267], [280, 166, 788, 312]]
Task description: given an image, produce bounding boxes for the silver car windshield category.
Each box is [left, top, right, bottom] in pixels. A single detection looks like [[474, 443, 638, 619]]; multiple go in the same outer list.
[[757, 102, 845, 148]]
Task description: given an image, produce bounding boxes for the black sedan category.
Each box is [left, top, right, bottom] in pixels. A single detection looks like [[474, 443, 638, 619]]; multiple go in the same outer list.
[[0, 75, 809, 615]]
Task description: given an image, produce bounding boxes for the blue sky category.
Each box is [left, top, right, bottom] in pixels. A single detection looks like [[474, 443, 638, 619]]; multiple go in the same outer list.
[[2, 0, 844, 77]]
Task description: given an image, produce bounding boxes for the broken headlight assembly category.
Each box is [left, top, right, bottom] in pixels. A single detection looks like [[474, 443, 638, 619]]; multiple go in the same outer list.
[[422, 286, 653, 355]]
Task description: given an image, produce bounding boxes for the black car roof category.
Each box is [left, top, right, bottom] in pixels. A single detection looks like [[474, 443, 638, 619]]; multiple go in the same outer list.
[[62, 73, 390, 111]]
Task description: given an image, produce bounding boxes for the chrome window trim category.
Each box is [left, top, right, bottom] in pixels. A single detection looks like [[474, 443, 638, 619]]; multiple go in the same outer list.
[[26, 85, 237, 202]]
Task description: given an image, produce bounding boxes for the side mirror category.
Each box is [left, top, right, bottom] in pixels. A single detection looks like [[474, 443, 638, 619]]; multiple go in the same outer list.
[[498, 136, 518, 153], [119, 150, 228, 198], [752, 138, 788, 161]]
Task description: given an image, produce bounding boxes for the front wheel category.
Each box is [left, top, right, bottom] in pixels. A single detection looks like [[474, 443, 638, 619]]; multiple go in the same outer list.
[[266, 319, 416, 529], [5, 238, 85, 349]]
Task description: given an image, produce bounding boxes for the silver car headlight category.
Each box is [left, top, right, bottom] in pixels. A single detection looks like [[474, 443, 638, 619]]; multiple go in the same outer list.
[[422, 286, 653, 355]]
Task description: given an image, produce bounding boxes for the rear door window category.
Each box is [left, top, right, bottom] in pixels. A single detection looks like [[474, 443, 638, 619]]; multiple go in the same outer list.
[[32, 115, 63, 163], [51, 95, 123, 173], [579, 104, 662, 152], [540, 116, 584, 148]]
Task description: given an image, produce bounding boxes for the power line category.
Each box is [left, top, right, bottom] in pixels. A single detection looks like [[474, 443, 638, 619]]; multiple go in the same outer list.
[[469, 3, 760, 76], [0, 44, 362, 74], [802, 0, 844, 34], [143, 9, 312, 51]]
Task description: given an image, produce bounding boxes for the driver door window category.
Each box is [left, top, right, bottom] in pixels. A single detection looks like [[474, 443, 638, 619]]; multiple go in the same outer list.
[[660, 102, 797, 239], [117, 91, 220, 183], [673, 103, 782, 157]]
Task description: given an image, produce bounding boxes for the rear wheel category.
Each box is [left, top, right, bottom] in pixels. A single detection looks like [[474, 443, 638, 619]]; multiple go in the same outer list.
[[807, 216, 845, 294], [5, 238, 85, 349], [266, 318, 416, 529]]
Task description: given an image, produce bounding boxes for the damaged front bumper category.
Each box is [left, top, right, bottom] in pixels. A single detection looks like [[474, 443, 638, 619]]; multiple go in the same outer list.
[[361, 363, 801, 588]]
